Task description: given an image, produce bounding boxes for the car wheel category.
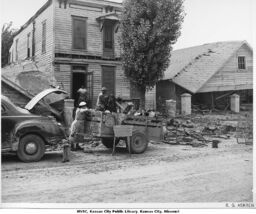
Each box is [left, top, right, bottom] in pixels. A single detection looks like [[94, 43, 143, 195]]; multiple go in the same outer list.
[[130, 131, 148, 154], [101, 138, 119, 148], [17, 134, 45, 162]]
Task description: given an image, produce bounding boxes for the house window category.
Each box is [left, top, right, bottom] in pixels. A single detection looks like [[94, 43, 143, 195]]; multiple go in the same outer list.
[[27, 33, 31, 58], [238, 56, 246, 69], [104, 21, 114, 49], [42, 21, 46, 53], [72, 16, 87, 50], [15, 39, 18, 61]]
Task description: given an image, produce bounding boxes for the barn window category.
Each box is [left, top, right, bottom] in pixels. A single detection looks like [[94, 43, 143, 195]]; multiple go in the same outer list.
[[72, 16, 87, 50], [238, 56, 246, 69], [15, 39, 18, 61], [42, 21, 46, 53], [27, 33, 31, 58]]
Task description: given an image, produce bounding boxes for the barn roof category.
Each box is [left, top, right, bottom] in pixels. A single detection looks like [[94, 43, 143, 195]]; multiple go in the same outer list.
[[164, 41, 252, 93]]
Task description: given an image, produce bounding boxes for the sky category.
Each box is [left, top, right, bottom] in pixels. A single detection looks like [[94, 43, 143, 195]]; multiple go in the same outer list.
[[0, 0, 254, 50]]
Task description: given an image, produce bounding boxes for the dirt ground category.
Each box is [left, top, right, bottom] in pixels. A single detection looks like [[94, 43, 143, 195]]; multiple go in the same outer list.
[[1, 136, 253, 203]]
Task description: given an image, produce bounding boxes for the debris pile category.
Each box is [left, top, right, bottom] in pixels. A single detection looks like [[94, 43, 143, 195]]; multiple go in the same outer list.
[[163, 112, 251, 147], [164, 119, 208, 147]]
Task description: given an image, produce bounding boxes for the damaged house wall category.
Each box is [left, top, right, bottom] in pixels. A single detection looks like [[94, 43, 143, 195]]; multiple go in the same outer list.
[[8, 0, 56, 85]]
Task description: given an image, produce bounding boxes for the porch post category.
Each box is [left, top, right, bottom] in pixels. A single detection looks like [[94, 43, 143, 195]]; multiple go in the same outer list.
[[230, 94, 240, 113], [181, 93, 192, 115]]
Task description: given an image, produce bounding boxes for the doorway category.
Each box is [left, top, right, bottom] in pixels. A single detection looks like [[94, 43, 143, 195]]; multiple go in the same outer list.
[[72, 72, 86, 107], [72, 65, 87, 107]]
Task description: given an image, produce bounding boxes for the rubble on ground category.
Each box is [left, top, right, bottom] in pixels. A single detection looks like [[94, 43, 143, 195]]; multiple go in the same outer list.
[[163, 111, 252, 147]]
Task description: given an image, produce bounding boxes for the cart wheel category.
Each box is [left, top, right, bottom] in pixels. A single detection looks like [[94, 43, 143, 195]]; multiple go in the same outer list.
[[130, 131, 148, 154], [101, 138, 119, 148]]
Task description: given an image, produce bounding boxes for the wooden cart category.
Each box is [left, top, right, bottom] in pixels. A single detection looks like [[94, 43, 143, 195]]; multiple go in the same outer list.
[[85, 111, 164, 154]]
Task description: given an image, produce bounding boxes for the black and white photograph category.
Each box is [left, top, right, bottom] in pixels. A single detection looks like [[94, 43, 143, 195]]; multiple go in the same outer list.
[[0, 0, 255, 212]]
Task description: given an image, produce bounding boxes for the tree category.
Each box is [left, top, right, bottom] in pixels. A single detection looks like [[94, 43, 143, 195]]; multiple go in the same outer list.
[[1, 22, 17, 67], [120, 0, 184, 108]]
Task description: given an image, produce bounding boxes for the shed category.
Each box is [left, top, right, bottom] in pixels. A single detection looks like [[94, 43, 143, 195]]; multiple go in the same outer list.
[[147, 41, 253, 112]]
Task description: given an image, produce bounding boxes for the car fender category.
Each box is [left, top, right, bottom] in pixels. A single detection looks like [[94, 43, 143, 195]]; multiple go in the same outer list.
[[13, 119, 64, 149]]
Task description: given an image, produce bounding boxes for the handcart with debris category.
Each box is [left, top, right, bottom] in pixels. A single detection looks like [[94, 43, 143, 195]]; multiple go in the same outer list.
[[85, 111, 165, 154]]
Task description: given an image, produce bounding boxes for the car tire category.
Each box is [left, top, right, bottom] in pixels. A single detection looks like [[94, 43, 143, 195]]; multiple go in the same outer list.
[[130, 131, 148, 154], [17, 134, 45, 162]]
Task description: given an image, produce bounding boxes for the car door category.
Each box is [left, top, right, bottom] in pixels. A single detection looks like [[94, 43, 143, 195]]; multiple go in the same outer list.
[[1, 103, 17, 149]]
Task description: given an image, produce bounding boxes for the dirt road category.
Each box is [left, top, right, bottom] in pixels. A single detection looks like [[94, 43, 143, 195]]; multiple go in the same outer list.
[[1, 138, 253, 203]]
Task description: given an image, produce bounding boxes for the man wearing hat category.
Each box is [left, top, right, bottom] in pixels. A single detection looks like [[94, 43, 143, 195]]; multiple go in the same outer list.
[[96, 87, 108, 111], [69, 101, 88, 151]]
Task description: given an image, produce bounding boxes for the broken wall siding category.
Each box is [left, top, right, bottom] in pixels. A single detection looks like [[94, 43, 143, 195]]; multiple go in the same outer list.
[[54, 0, 122, 57], [1, 82, 31, 107], [198, 44, 253, 92], [9, 2, 54, 81]]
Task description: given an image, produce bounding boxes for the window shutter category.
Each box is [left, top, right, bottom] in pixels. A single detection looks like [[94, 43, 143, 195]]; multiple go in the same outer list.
[[102, 66, 115, 96]]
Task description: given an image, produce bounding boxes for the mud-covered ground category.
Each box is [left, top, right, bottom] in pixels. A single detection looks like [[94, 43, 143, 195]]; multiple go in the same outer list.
[[1, 137, 253, 203]]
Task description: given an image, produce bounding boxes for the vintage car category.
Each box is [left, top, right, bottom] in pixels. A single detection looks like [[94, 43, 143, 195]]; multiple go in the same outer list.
[[1, 88, 68, 162]]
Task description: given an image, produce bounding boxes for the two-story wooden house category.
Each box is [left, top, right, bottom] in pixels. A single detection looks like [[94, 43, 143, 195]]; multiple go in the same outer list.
[[9, 0, 131, 107]]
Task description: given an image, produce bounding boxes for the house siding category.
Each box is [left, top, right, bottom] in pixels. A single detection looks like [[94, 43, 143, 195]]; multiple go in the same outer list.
[[1, 82, 31, 107], [198, 44, 253, 92], [9, 1, 54, 81], [54, 0, 122, 58]]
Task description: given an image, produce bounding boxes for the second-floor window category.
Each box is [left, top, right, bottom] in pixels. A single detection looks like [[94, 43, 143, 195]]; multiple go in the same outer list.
[[42, 21, 46, 53], [238, 56, 246, 70], [104, 21, 114, 50], [72, 16, 87, 50]]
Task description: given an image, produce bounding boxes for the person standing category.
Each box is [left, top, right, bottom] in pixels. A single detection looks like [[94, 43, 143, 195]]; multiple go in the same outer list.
[[96, 87, 108, 111], [77, 85, 87, 106], [69, 101, 88, 151]]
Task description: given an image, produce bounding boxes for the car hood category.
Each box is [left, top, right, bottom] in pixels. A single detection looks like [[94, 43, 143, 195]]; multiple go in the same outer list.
[[25, 88, 68, 111]]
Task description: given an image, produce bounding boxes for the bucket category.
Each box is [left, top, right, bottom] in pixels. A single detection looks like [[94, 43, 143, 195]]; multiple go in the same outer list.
[[212, 140, 220, 148]]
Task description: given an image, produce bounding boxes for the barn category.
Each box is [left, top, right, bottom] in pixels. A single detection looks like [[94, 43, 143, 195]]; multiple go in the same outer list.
[[146, 41, 253, 112]]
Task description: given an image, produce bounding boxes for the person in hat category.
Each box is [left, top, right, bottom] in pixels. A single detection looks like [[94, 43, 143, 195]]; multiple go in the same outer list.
[[96, 87, 108, 111], [69, 101, 88, 151]]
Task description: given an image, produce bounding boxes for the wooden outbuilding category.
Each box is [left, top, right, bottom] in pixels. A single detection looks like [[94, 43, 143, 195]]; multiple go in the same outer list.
[[146, 41, 253, 112]]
